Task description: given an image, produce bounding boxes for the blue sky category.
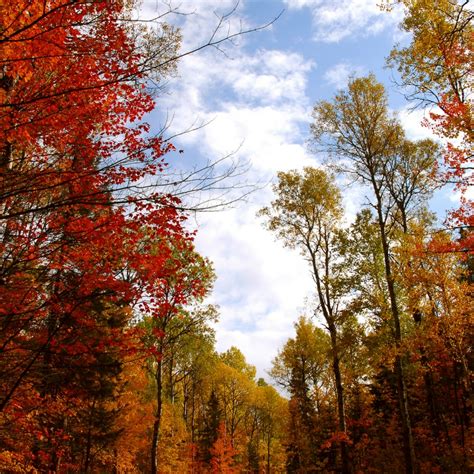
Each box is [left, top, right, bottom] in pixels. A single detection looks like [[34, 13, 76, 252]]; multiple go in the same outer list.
[[140, 0, 456, 380]]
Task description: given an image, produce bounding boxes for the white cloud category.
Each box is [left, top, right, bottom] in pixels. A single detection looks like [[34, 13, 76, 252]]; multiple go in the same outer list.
[[198, 105, 315, 172], [157, 46, 315, 142], [140, 1, 320, 378], [397, 106, 438, 141], [140, 0, 376, 381], [283, 0, 404, 42], [230, 50, 314, 104], [195, 201, 316, 380], [323, 62, 365, 89]]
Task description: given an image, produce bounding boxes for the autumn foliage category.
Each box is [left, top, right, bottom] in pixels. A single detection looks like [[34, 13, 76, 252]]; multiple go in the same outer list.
[[387, 0, 473, 247], [0, 1, 472, 473], [0, 0, 199, 470]]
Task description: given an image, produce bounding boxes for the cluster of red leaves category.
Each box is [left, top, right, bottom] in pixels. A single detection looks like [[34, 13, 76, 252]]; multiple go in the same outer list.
[[427, 95, 473, 190], [320, 430, 352, 450]]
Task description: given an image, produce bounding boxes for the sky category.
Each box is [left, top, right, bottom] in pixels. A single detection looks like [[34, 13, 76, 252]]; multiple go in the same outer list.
[[139, 0, 456, 381]]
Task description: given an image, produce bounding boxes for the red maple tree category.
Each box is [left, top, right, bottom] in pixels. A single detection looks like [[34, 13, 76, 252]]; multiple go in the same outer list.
[[0, 1, 201, 469]]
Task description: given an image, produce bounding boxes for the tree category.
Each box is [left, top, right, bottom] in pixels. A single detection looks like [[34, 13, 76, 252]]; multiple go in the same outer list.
[[200, 389, 222, 468], [140, 245, 214, 474], [270, 316, 333, 472], [311, 75, 439, 473], [242, 381, 288, 473], [386, 0, 473, 243], [220, 347, 257, 381], [260, 168, 353, 473], [210, 422, 237, 473], [173, 319, 218, 448], [252, 384, 288, 473], [0, 0, 178, 215], [0, 2, 221, 469], [214, 362, 253, 450], [0, 0, 182, 419], [395, 223, 472, 471]]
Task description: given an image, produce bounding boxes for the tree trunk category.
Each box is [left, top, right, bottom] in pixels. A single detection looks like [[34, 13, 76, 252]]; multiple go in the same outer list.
[[83, 417, 93, 473], [374, 190, 416, 474], [329, 321, 350, 474], [266, 433, 271, 473], [151, 358, 163, 474], [310, 243, 351, 474]]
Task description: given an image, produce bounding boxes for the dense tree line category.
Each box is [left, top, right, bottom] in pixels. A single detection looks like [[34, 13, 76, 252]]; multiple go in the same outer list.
[[261, 1, 472, 471], [0, 0, 471, 472]]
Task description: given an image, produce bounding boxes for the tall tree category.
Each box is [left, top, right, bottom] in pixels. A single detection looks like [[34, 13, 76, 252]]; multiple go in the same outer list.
[[261, 168, 353, 473], [386, 0, 473, 244], [245, 381, 288, 473], [0, 0, 181, 416], [0, 2, 201, 469], [141, 246, 214, 474], [271, 316, 333, 472], [395, 223, 472, 471]]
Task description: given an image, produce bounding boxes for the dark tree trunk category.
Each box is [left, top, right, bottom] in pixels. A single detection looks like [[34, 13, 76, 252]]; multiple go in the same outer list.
[[329, 321, 350, 474], [373, 187, 416, 474], [310, 243, 351, 474], [151, 358, 163, 474]]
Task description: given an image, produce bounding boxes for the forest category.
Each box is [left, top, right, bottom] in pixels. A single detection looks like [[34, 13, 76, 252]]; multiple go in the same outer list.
[[0, 0, 471, 472]]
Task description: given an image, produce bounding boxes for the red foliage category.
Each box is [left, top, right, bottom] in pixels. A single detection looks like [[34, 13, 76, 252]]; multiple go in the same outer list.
[[421, 35, 473, 251], [210, 423, 237, 474], [0, 1, 204, 469]]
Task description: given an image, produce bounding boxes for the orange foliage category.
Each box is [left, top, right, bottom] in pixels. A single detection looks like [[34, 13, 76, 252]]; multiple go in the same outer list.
[[210, 422, 237, 474]]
